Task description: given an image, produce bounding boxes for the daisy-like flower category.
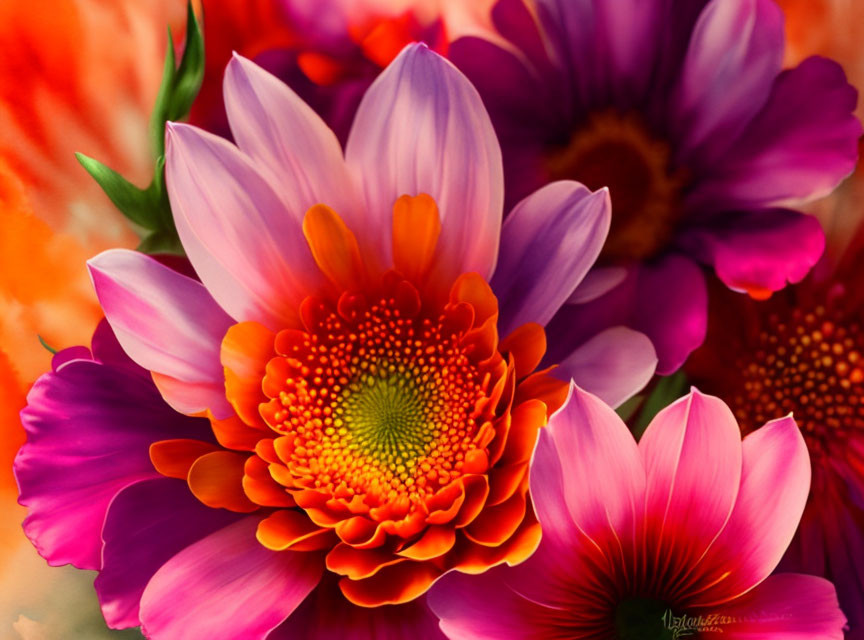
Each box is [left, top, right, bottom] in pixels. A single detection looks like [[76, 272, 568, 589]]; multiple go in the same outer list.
[[686, 219, 864, 637], [16, 44, 655, 638], [449, 0, 862, 373], [429, 385, 847, 639]]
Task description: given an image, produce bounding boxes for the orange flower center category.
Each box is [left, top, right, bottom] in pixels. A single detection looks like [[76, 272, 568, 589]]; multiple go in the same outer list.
[[730, 301, 864, 452], [260, 284, 492, 514], [546, 111, 687, 262]]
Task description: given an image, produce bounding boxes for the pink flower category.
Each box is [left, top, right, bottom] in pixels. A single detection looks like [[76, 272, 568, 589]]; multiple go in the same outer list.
[[429, 386, 847, 639]]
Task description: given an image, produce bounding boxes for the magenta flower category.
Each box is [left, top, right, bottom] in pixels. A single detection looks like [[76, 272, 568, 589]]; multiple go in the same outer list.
[[429, 386, 847, 639], [450, 0, 861, 373], [15, 45, 655, 638]]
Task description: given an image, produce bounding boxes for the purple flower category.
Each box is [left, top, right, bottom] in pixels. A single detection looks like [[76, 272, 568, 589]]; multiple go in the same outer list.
[[449, 0, 862, 372]]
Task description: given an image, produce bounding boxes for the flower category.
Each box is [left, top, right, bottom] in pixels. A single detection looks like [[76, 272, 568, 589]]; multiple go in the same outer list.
[[448, 0, 862, 373], [16, 44, 655, 637], [429, 385, 847, 639], [685, 213, 864, 637]]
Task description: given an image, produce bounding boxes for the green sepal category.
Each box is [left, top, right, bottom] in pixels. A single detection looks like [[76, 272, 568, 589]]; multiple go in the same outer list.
[[75, 153, 162, 230], [150, 2, 204, 157], [137, 228, 185, 255], [38, 335, 58, 355]]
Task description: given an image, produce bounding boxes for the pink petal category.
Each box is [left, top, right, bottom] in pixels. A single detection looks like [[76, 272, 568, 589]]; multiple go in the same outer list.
[[88, 249, 233, 417], [690, 416, 811, 606], [165, 122, 324, 330], [639, 389, 743, 572], [557, 327, 657, 408], [345, 43, 503, 283], [491, 182, 610, 335], [672, 0, 784, 166], [705, 574, 845, 639], [534, 383, 647, 556], [139, 517, 322, 640], [223, 54, 359, 225], [682, 208, 825, 296]]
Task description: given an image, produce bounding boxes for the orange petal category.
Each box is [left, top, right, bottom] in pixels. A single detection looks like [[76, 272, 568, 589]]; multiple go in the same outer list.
[[335, 516, 387, 549], [149, 439, 220, 480], [464, 489, 527, 546], [449, 273, 498, 328], [452, 475, 491, 528], [339, 561, 441, 606], [187, 451, 258, 513], [486, 461, 529, 506], [425, 482, 466, 525], [303, 204, 365, 290], [448, 507, 541, 574], [461, 448, 489, 474], [496, 399, 546, 467], [398, 526, 456, 561], [211, 413, 267, 451], [325, 543, 406, 580], [256, 510, 334, 551], [222, 321, 275, 429], [392, 193, 441, 283], [243, 455, 295, 507], [514, 368, 570, 416], [500, 323, 546, 380]]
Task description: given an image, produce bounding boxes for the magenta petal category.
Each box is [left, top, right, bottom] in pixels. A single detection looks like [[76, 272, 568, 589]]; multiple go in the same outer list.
[[428, 569, 557, 640], [165, 122, 324, 330], [688, 56, 861, 212], [88, 249, 233, 417], [492, 182, 610, 336], [639, 389, 742, 567], [15, 344, 211, 570], [139, 517, 322, 640], [682, 208, 825, 295], [693, 416, 811, 606], [95, 477, 241, 629], [270, 575, 445, 640], [707, 574, 845, 638], [672, 0, 783, 166], [345, 44, 503, 282], [556, 326, 656, 408]]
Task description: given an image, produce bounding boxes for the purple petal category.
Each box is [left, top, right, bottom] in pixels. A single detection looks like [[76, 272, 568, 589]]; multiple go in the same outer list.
[[88, 249, 233, 417], [223, 54, 359, 225], [492, 182, 610, 335], [567, 266, 628, 304], [345, 44, 503, 282], [165, 122, 324, 330], [671, 0, 784, 167], [15, 342, 211, 570], [681, 208, 825, 295], [556, 327, 657, 408], [96, 477, 241, 629], [688, 56, 861, 212], [139, 517, 323, 640]]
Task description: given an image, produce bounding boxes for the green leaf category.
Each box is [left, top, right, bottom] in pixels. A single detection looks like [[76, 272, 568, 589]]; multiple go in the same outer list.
[[75, 153, 161, 230], [38, 335, 58, 355], [630, 370, 689, 440], [149, 2, 204, 157]]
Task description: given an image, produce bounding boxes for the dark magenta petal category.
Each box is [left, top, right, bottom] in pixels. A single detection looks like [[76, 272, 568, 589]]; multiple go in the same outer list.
[[15, 327, 212, 570], [95, 477, 241, 629]]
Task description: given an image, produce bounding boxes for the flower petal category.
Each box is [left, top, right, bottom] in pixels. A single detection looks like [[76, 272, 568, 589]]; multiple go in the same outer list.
[[556, 326, 656, 408], [681, 208, 825, 297], [491, 182, 610, 336], [223, 54, 357, 223], [165, 122, 324, 329], [15, 335, 211, 570], [95, 477, 240, 629], [672, 0, 784, 166], [139, 517, 323, 640], [688, 56, 861, 211], [639, 389, 742, 572], [345, 43, 503, 282], [691, 416, 811, 605], [88, 249, 233, 417]]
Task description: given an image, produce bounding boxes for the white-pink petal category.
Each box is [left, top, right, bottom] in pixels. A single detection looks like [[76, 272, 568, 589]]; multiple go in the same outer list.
[[87, 249, 233, 417], [345, 43, 503, 282]]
